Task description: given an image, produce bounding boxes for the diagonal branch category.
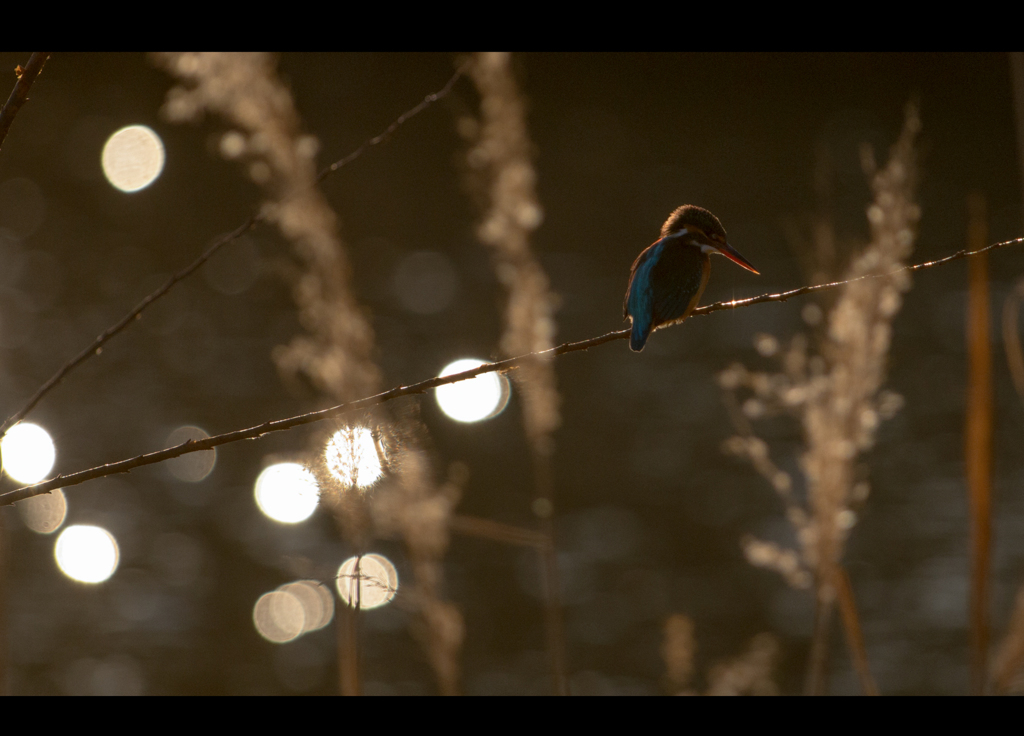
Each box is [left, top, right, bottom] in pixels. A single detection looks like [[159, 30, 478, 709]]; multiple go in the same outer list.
[[0, 64, 468, 439], [2, 235, 1021, 507], [0, 52, 50, 154]]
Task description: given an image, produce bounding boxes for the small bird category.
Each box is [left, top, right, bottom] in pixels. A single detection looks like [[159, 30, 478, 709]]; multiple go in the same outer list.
[[624, 205, 759, 352]]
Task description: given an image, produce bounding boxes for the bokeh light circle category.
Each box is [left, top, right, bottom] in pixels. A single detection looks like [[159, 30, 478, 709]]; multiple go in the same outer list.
[[165, 425, 216, 482], [18, 488, 67, 534], [255, 463, 319, 523], [1, 421, 56, 484], [55, 525, 119, 583], [279, 580, 335, 633], [435, 358, 510, 423], [393, 251, 459, 314], [336, 554, 398, 610], [253, 590, 305, 643], [325, 427, 383, 489], [101, 125, 165, 192]]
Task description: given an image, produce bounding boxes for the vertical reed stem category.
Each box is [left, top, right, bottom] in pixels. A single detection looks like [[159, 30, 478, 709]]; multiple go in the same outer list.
[[805, 587, 834, 695], [966, 192, 993, 696], [836, 566, 880, 695], [534, 456, 569, 695], [338, 556, 362, 695]]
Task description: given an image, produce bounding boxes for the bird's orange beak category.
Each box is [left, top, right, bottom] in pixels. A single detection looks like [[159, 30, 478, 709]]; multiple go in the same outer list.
[[715, 242, 759, 275]]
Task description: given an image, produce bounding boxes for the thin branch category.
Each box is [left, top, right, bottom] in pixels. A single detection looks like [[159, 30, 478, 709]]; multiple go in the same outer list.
[[0, 216, 257, 438], [0, 52, 50, 154], [690, 235, 1024, 319], [316, 61, 467, 184], [2, 235, 1022, 507], [0, 64, 468, 438]]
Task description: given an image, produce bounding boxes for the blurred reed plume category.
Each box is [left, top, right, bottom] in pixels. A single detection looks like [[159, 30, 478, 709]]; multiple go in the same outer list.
[[661, 613, 696, 694], [155, 53, 463, 694], [154, 52, 380, 403], [660, 613, 779, 695], [155, 51, 381, 543], [721, 105, 921, 694], [705, 634, 780, 696], [464, 51, 568, 693], [465, 52, 560, 454], [372, 450, 467, 696]]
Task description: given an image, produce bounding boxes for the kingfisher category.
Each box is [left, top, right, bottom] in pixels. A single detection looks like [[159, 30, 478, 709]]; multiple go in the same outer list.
[[624, 205, 759, 352]]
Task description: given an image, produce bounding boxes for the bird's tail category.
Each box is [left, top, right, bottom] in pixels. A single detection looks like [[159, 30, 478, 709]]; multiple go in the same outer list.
[[629, 316, 652, 352]]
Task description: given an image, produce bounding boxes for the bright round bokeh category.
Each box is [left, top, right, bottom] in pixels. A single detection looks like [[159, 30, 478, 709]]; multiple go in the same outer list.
[[279, 580, 334, 633], [252, 580, 335, 645], [325, 427, 383, 489], [101, 125, 165, 192], [55, 525, 119, 584], [18, 488, 67, 534], [255, 463, 319, 523], [1, 422, 56, 484], [435, 358, 510, 423], [253, 590, 305, 644], [336, 554, 398, 610]]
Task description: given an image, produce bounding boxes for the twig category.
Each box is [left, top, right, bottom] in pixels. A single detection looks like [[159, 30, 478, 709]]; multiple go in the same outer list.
[[0, 216, 257, 438], [0, 52, 50, 154], [2, 235, 1022, 507], [689, 235, 1024, 319], [317, 61, 467, 184], [0, 64, 468, 439]]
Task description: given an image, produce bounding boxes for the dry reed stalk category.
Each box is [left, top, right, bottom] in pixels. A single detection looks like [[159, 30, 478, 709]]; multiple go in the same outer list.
[[662, 614, 697, 694], [992, 51, 1024, 697], [338, 563, 362, 695], [836, 566, 879, 695], [965, 193, 993, 695], [371, 451, 466, 695], [705, 633, 780, 696], [156, 53, 464, 695], [466, 51, 568, 695], [155, 53, 380, 404], [723, 105, 921, 695], [156, 53, 384, 694], [993, 585, 1024, 693], [1011, 53, 1024, 221], [661, 614, 780, 695], [466, 53, 560, 453], [1003, 279, 1024, 401], [365, 417, 467, 695]]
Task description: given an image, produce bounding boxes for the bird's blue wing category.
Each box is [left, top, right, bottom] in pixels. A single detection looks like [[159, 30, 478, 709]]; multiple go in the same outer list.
[[624, 239, 665, 351]]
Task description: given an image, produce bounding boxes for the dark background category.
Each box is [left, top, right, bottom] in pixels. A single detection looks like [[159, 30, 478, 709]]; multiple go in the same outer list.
[[0, 52, 1022, 695]]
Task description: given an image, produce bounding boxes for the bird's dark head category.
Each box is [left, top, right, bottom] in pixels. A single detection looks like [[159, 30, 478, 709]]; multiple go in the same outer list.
[[661, 204, 727, 241], [660, 204, 759, 275]]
